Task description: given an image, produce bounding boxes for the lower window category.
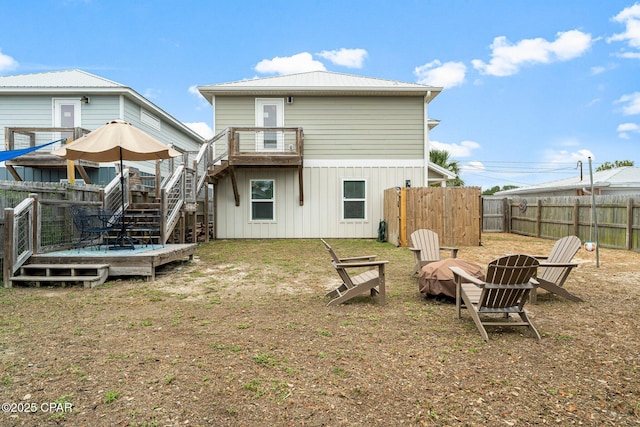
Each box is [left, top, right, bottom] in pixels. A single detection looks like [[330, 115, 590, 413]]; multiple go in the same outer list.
[[342, 179, 366, 220], [251, 180, 275, 221]]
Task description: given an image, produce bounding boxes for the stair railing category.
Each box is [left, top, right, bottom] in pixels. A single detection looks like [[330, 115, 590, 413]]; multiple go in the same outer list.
[[193, 128, 229, 196], [103, 168, 130, 214], [160, 164, 185, 243]]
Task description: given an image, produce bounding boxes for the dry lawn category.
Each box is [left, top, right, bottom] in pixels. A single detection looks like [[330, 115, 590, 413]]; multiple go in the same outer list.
[[0, 233, 639, 426]]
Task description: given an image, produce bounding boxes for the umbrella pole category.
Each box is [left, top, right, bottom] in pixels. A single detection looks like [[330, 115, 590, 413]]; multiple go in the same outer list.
[[120, 155, 126, 236], [113, 151, 133, 249]]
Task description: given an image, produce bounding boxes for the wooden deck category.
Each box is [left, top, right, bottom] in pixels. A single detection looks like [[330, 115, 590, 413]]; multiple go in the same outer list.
[[26, 244, 197, 281]]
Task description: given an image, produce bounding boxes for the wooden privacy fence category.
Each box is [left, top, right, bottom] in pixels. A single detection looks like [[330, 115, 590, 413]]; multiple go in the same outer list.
[[487, 195, 640, 251], [384, 186, 482, 247]]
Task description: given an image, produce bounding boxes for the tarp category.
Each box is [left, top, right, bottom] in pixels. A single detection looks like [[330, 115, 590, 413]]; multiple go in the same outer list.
[[0, 138, 65, 162], [418, 258, 485, 298]]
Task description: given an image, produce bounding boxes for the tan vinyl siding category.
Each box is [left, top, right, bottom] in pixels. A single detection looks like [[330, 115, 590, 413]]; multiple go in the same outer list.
[[214, 96, 256, 133], [214, 95, 425, 160], [215, 165, 424, 239]]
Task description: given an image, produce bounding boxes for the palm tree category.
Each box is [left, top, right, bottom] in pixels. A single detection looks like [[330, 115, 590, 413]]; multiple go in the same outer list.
[[430, 149, 464, 186]]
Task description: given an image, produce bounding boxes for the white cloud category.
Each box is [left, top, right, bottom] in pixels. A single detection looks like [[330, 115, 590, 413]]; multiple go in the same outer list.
[[316, 48, 367, 68], [255, 52, 326, 75], [616, 92, 640, 115], [607, 3, 640, 52], [544, 148, 594, 164], [414, 60, 466, 88], [188, 85, 202, 97], [462, 160, 486, 172], [430, 139, 480, 157], [617, 122, 640, 139], [472, 30, 593, 76], [0, 49, 18, 72], [184, 122, 214, 139], [143, 88, 161, 99], [188, 84, 211, 110], [618, 51, 640, 58]]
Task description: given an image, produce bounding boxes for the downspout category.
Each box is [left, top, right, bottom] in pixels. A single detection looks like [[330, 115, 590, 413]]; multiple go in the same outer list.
[[424, 91, 431, 186]]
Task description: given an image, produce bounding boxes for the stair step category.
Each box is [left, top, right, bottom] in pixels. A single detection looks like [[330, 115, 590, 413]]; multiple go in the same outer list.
[[11, 264, 110, 288]]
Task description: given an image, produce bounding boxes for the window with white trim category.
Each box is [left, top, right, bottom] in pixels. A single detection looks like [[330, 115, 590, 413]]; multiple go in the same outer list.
[[250, 179, 275, 221], [342, 179, 366, 220]]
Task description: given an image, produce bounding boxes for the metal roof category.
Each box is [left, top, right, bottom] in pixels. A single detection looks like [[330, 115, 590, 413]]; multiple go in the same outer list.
[[198, 71, 442, 101], [0, 69, 124, 90], [496, 167, 640, 196]]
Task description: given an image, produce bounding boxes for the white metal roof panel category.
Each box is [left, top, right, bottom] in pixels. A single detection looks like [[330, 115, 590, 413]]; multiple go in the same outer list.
[[0, 70, 124, 89], [496, 167, 640, 195], [198, 71, 442, 100]]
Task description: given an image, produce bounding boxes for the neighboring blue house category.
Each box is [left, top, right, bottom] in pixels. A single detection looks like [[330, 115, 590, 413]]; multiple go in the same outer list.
[[0, 69, 204, 184]]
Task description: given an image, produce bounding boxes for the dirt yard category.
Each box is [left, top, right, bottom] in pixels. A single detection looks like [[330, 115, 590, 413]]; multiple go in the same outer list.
[[0, 233, 638, 426]]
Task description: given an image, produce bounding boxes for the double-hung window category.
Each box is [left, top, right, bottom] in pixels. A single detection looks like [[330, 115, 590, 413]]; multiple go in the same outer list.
[[342, 179, 366, 220], [250, 179, 275, 221]]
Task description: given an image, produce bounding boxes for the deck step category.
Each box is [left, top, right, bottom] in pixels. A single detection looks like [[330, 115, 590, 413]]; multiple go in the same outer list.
[[10, 263, 110, 288]]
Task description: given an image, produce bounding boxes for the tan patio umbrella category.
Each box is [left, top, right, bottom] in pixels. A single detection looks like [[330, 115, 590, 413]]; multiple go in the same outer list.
[[53, 119, 181, 247]]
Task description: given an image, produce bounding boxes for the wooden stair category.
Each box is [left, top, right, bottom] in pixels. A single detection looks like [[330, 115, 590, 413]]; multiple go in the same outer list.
[[10, 263, 110, 288], [111, 203, 163, 246]]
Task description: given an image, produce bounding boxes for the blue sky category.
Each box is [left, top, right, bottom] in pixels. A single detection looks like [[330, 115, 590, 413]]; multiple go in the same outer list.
[[1, 0, 639, 190]]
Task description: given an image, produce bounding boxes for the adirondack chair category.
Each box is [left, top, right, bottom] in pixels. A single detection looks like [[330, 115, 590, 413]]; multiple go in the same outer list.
[[409, 229, 459, 276], [530, 235, 582, 303], [321, 239, 389, 306], [450, 254, 541, 341]]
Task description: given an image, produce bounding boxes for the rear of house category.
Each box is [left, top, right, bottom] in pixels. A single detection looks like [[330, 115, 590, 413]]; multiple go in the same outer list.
[[198, 71, 453, 239]]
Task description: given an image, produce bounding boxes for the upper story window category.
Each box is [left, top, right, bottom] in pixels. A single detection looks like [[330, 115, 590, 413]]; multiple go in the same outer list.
[[342, 179, 367, 220], [141, 109, 161, 130], [250, 179, 275, 221]]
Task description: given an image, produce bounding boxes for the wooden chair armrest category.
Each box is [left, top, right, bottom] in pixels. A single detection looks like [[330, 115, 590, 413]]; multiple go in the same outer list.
[[533, 255, 549, 260], [539, 262, 578, 268], [334, 260, 389, 268], [339, 255, 377, 262], [408, 247, 420, 253], [449, 266, 484, 286], [441, 247, 459, 257]]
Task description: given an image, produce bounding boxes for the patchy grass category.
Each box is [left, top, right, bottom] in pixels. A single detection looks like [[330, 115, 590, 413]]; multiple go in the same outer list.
[[0, 234, 639, 426]]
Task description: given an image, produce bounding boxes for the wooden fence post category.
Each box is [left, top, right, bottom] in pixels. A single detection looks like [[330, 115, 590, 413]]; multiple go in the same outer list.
[[627, 197, 633, 250], [399, 187, 407, 247], [30, 194, 39, 255], [3, 208, 14, 288], [573, 199, 579, 237], [503, 198, 510, 233], [536, 199, 542, 238]]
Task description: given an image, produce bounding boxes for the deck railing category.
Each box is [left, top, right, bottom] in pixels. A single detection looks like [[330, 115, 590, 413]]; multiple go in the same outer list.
[[3, 194, 36, 286]]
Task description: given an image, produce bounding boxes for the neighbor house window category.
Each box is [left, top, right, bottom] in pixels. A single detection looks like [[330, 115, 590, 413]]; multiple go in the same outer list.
[[251, 179, 275, 221], [342, 179, 366, 220]]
